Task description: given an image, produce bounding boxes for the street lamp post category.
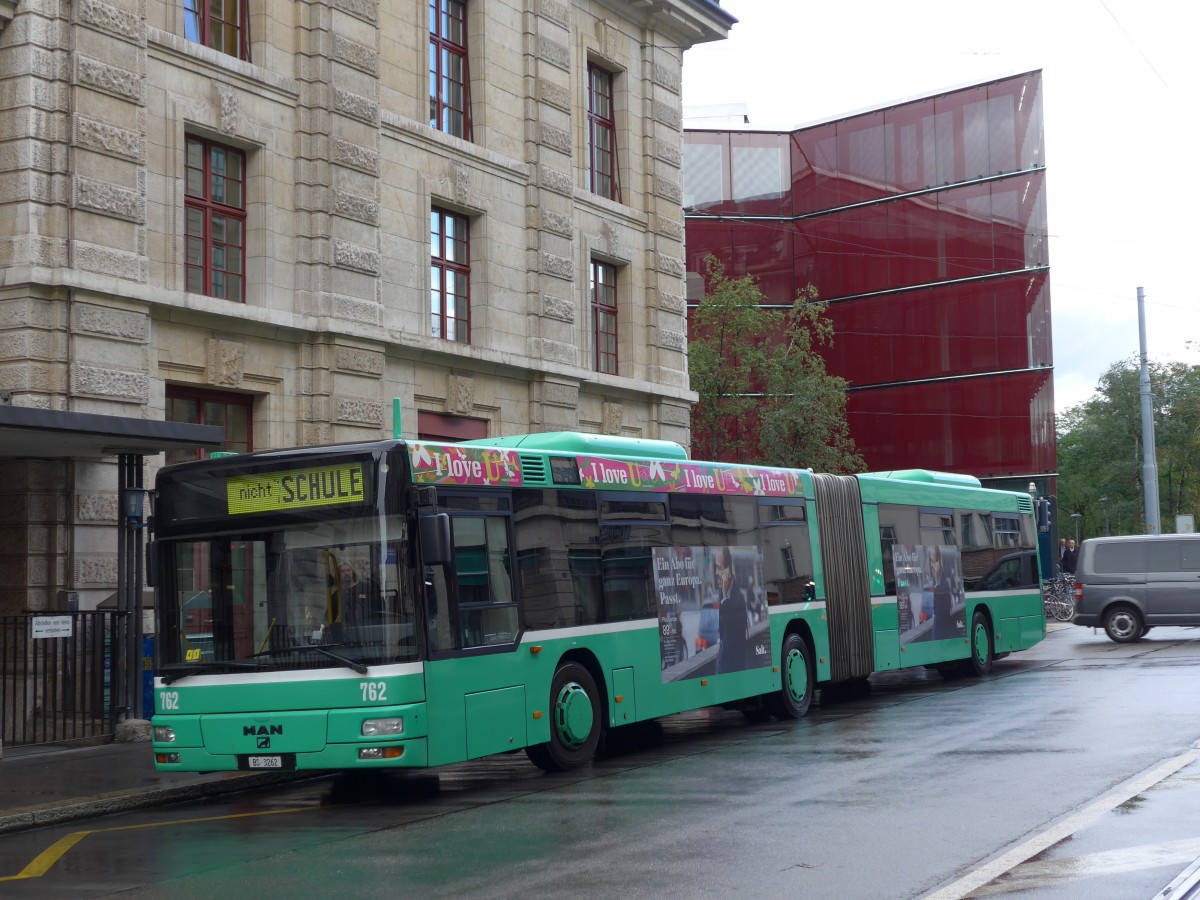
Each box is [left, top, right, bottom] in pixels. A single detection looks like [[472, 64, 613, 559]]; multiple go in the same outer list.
[[1100, 497, 1110, 536], [1071, 512, 1082, 543]]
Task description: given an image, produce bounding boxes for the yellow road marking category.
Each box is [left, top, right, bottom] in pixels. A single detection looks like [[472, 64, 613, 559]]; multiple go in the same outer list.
[[0, 805, 311, 882], [1, 832, 90, 880]]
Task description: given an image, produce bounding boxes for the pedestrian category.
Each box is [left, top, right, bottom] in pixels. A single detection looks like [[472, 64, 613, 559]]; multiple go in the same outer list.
[[337, 562, 378, 622], [1061, 538, 1078, 576]]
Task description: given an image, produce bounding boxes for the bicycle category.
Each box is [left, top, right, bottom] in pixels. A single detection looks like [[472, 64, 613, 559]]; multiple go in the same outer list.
[[1042, 571, 1076, 621]]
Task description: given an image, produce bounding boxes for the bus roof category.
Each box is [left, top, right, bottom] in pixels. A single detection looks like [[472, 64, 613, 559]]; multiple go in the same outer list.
[[865, 469, 982, 488]]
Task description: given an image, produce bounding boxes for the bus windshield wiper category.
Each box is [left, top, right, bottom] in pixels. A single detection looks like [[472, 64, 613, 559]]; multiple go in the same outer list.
[[158, 660, 264, 685], [252, 642, 369, 675]]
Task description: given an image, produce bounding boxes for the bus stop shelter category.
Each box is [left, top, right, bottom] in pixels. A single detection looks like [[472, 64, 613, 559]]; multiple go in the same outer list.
[[0, 405, 223, 726]]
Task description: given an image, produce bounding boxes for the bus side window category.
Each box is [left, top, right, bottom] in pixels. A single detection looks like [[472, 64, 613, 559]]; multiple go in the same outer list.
[[513, 489, 603, 629], [879, 526, 898, 594], [453, 515, 518, 648], [757, 499, 812, 606], [599, 494, 669, 621], [878, 504, 920, 594]]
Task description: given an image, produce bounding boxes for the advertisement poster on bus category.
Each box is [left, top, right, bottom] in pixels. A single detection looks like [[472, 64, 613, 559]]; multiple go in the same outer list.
[[894, 544, 966, 644], [652, 546, 771, 683]]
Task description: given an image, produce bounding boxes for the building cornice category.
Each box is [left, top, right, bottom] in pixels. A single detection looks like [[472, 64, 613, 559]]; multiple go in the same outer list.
[[595, 0, 736, 48]]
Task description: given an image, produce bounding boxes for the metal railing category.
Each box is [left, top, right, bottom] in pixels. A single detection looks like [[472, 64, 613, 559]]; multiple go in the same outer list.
[[0, 611, 129, 749]]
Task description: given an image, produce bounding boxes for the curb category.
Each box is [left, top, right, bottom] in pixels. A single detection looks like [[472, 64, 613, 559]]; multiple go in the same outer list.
[[0, 770, 320, 836]]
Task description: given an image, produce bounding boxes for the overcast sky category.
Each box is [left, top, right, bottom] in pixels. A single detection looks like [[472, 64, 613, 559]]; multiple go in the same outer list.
[[681, 0, 1199, 414]]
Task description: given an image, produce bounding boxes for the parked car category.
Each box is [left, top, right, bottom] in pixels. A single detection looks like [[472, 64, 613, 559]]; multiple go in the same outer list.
[[1073, 533, 1200, 642]]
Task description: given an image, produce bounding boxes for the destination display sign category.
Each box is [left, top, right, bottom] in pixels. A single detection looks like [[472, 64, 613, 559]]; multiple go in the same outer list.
[[226, 463, 366, 515]]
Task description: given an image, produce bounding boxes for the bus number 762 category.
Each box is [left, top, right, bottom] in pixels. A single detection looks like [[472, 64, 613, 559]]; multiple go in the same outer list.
[[360, 682, 387, 702]]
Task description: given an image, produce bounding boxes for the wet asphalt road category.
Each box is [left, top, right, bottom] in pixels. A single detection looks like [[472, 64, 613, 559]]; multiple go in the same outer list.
[[3, 622, 1200, 899]]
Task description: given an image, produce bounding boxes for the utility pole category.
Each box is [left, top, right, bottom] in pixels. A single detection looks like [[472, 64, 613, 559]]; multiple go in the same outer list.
[[1138, 286, 1162, 534]]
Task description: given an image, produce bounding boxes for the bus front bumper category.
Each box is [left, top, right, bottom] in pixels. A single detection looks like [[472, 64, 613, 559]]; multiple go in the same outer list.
[[152, 736, 429, 771]]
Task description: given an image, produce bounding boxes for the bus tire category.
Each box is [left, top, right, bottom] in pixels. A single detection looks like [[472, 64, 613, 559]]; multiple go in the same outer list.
[[526, 661, 602, 772], [766, 632, 813, 719], [961, 609, 993, 677]]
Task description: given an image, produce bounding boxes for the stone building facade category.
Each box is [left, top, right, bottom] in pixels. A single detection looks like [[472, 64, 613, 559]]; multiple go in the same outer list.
[[0, 0, 735, 611]]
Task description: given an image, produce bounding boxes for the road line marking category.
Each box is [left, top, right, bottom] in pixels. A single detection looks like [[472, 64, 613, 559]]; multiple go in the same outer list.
[[924, 747, 1200, 900], [969, 837, 1200, 896], [0, 805, 312, 881], [0, 832, 91, 881]]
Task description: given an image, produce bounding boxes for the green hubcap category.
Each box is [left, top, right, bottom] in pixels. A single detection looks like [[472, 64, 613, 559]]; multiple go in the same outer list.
[[973, 624, 988, 663], [784, 648, 808, 702], [553, 682, 593, 748]]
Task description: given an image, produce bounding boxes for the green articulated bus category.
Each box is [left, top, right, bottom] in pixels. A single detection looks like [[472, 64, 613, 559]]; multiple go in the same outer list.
[[149, 432, 1045, 773]]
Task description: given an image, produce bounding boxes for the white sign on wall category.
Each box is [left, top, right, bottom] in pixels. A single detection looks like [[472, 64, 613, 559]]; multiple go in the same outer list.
[[31, 616, 73, 639], [1177, 515, 1195, 534]]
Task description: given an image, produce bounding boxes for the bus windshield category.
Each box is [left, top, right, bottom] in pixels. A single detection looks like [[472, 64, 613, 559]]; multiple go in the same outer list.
[[159, 514, 420, 672]]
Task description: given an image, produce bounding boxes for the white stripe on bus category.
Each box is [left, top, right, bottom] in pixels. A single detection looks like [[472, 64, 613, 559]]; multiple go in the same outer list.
[[523, 619, 656, 642], [153, 660, 425, 688], [874, 590, 1036, 604]]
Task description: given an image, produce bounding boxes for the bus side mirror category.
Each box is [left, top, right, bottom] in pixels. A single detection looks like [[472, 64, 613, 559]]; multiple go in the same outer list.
[[146, 540, 157, 587], [419, 512, 452, 566]]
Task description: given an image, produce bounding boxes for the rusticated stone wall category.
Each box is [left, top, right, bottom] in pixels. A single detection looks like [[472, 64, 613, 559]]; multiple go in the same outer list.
[[0, 0, 731, 608]]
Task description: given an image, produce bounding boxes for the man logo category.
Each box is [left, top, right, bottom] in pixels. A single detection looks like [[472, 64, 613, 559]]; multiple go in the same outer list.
[[257, 736, 271, 749], [243, 725, 283, 736]]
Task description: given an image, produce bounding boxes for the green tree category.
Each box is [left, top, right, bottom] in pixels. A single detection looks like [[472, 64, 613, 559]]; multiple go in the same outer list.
[[688, 256, 864, 473], [1057, 357, 1200, 538]]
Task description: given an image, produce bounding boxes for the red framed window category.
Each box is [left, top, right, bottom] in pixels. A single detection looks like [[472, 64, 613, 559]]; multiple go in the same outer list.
[[429, 0, 471, 140], [592, 260, 618, 375], [165, 386, 253, 465], [417, 411, 487, 442], [587, 64, 620, 202], [431, 207, 470, 343], [185, 136, 246, 302], [183, 0, 250, 61]]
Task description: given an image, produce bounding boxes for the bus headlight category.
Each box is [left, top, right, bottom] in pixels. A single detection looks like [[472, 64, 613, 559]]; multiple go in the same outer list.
[[153, 726, 177, 743], [361, 717, 404, 737]]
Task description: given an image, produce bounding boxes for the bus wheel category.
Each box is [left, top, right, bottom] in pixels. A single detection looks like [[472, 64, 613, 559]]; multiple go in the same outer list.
[[961, 609, 993, 677], [767, 633, 813, 719], [526, 662, 601, 772]]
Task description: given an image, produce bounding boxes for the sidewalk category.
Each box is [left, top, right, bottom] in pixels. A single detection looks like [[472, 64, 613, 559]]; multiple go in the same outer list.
[[0, 740, 314, 835]]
